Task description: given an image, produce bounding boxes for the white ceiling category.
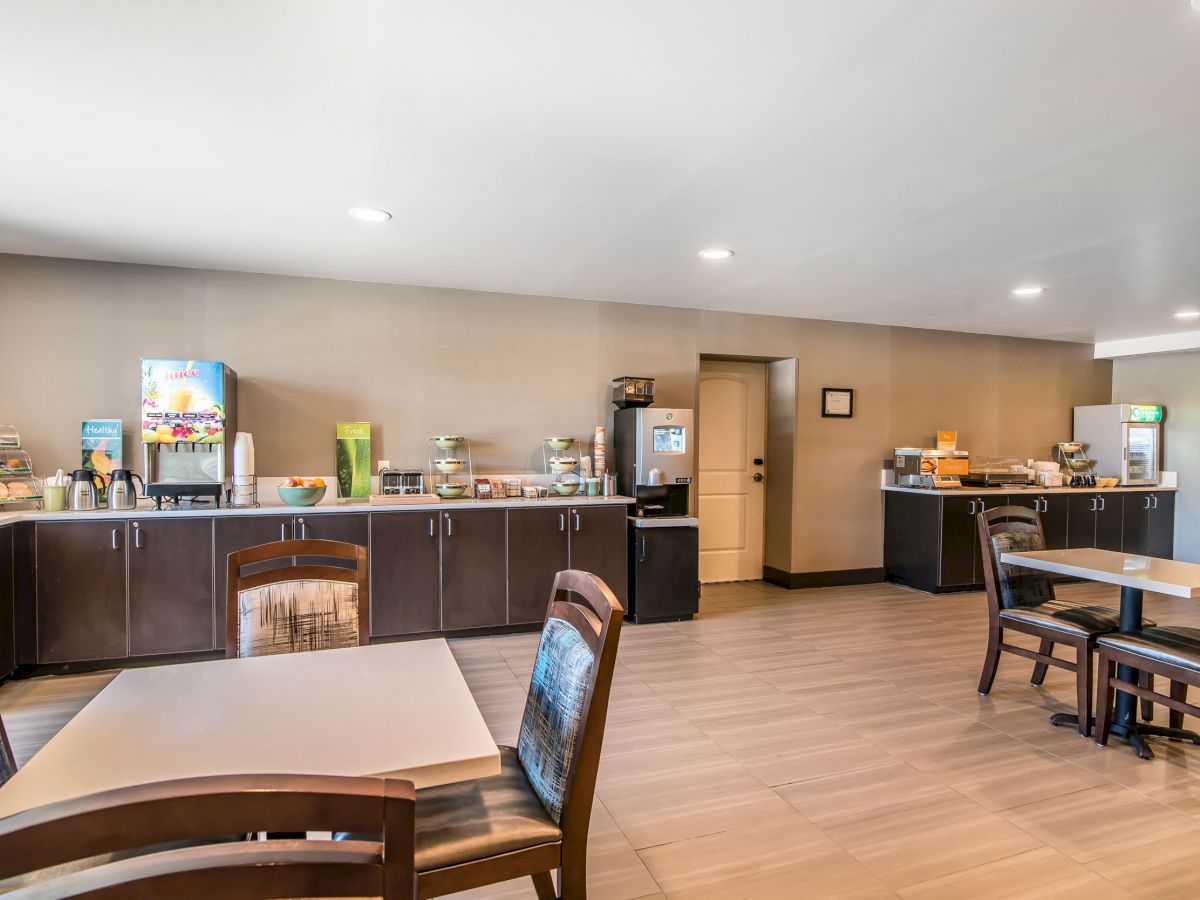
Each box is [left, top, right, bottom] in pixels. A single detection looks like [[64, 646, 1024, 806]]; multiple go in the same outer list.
[[3, 1, 1200, 343]]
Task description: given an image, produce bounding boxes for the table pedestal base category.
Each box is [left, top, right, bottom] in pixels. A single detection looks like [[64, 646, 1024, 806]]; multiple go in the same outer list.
[[1048, 712, 1200, 759]]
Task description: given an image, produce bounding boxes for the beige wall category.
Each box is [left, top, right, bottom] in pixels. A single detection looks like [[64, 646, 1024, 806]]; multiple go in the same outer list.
[[1112, 352, 1200, 562], [0, 253, 1113, 573]]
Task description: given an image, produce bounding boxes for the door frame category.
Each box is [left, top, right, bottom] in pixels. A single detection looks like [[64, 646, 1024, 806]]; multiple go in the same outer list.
[[695, 354, 797, 583]]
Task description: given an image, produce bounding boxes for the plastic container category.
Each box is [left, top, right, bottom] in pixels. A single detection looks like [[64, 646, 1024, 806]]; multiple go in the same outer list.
[[0, 475, 43, 503], [0, 425, 19, 448], [0, 449, 33, 475]]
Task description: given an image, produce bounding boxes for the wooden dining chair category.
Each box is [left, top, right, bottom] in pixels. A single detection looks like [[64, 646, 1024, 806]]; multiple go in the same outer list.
[[0, 773, 416, 899], [338, 569, 623, 900], [1095, 627, 1200, 750], [976, 506, 1153, 737], [226, 539, 369, 658], [1, 711, 16, 787]]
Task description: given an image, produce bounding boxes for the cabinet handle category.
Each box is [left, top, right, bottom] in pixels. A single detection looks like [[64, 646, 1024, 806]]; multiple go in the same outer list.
[[1152, 495, 1159, 510], [968, 500, 977, 516], [977, 498, 987, 513], [1098, 496, 1106, 512], [444, 513, 452, 537], [296, 517, 307, 539], [641, 536, 647, 561], [1145, 496, 1152, 510], [280, 522, 287, 540], [559, 513, 565, 532], [429, 517, 435, 537], [133, 522, 143, 549], [1090, 497, 1098, 512], [112, 528, 121, 551], [573, 511, 581, 532], [1042, 498, 1049, 513]]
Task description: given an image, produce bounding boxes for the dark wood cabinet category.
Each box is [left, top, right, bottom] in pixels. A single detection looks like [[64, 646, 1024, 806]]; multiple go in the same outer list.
[[568, 505, 629, 611], [1067, 493, 1122, 550], [1011, 494, 1069, 550], [1123, 491, 1176, 558], [1095, 493, 1123, 552], [507, 507, 570, 625], [212, 515, 294, 650], [939, 496, 981, 588], [0, 526, 14, 679], [440, 509, 507, 631], [293, 513, 369, 545], [369, 510, 442, 636], [128, 518, 214, 657], [36, 521, 127, 663], [628, 524, 699, 623]]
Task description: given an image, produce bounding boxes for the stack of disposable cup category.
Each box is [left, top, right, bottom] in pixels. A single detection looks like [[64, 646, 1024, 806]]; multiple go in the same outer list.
[[593, 426, 607, 475], [230, 432, 258, 507]]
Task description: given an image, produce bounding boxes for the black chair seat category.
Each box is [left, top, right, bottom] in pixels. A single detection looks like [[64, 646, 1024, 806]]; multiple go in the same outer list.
[[1098, 627, 1200, 675], [1000, 601, 1155, 638]]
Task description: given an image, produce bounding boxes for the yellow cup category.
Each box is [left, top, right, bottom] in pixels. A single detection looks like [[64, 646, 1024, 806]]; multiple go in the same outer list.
[[43, 484, 67, 512]]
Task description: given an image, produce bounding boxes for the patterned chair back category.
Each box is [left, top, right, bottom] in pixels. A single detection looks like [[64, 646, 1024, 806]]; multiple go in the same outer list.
[[226, 539, 368, 659], [0, 712, 15, 787], [516, 570, 623, 832], [977, 505, 1055, 613]]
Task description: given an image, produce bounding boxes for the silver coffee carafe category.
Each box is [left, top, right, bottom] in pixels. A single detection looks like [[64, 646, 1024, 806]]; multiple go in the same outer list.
[[69, 469, 106, 510]]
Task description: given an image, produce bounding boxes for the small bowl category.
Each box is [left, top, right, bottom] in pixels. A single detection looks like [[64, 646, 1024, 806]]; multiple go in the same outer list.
[[549, 457, 577, 473], [435, 458, 465, 473], [277, 485, 327, 507], [433, 436, 465, 450], [546, 437, 574, 451], [551, 481, 580, 496], [435, 482, 468, 498]]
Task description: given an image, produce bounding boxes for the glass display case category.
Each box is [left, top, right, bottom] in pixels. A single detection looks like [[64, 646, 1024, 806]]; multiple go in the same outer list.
[[0, 449, 33, 476], [0, 424, 19, 449]]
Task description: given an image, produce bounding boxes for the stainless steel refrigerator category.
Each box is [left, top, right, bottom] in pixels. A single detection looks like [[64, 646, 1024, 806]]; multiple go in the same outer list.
[[1073, 404, 1164, 486]]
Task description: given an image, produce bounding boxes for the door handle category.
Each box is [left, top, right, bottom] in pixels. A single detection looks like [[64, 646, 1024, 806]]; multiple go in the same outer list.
[[1145, 496, 1152, 510], [640, 536, 647, 561], [429, 517, 435, 537], [444, 512, 452, 537], [1098, 496, 1106, 511], [559, 513, 565, 532], [573, 511, 581, 532], [752, 472, 764, 483], [133, 522, 143, 549], [1090, 497, 1098, 512], [280, 521, 288, 541], [977, 498, 987, 513], [1042, 498, 1049, 513], [968, 500, 977, 516], [1152, 495, 1159, 510], [296, 517, 306, 539], [112, 528, 121, 551]]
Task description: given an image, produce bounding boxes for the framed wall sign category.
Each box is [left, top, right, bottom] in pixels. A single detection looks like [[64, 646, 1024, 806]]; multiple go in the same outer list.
[[822, 387, 854, 418]]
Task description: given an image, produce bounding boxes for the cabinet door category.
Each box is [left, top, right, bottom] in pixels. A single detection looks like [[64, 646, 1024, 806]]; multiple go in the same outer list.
[[883, 492, 942, 591], [36, 521, 127, 663], [128, 518, 214, 657], [293, 513, 369, 566], [938, 497, 978, 588], [0, 526, 14, 679], [1039, 495, 1070, 550], [1146, 492, 1176, 559], [508, 508, 570, 625], [631, 526, 699, 621], [213, 515, 294, 651], [1121, 493, 1150, 556], [440, 509, 507, 631], [1095, 493, 1123, 552], [568, 505, 630, 610], [1067, 495, 1097, 549], [370, 511, 442, 636]]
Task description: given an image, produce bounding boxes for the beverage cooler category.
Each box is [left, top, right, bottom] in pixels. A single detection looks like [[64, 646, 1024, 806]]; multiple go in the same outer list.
[[614, 407, 700, 624], [1073, 404, 1163, 487]]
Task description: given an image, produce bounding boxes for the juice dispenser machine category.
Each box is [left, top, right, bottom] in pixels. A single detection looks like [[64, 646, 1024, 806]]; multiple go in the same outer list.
[[613, 406, 700, 623], [141, 359, 237, 507]]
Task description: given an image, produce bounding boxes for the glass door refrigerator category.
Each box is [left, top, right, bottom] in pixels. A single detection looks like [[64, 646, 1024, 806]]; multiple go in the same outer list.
[[1073, 404, 1163, 486]]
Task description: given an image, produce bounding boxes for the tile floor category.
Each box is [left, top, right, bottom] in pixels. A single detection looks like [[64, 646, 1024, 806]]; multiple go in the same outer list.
[[4, 579, 1200, 898]]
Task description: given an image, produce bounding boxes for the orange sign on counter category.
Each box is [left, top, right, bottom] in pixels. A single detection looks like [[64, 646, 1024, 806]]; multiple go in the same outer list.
[[936, 430, 958, 451]]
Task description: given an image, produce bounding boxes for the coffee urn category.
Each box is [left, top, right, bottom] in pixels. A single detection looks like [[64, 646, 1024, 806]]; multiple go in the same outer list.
[[613, 407, 700, 623]]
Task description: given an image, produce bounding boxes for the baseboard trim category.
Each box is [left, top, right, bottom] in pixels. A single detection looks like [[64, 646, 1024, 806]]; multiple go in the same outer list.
[[763, 566, 886, 590]]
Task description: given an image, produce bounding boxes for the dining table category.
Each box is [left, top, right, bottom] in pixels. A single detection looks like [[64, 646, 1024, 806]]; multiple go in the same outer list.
[[0, 638, 501, 819], [1001, 546, 1200, 759]]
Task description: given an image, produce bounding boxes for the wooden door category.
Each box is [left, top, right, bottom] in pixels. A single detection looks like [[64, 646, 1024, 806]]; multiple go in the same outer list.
[[697, 360, 766, 582], [568, 505, 629, 610], [128, 517, 214, 657], [1146, 492, 1176, 559], [508, 507, 569, 625], [213, 515, 294, 650], [1039, 494, 1070, 550], [1067, 494, 1097, 549], [0, 526, 13, 678], [938, 496, 978, 588], [440, 509, 507, 631], [370, 510, 442, 636], [1096, 493, 1123, 552], [36, 521, 127, 663], [1121, 493, 1150, 556]]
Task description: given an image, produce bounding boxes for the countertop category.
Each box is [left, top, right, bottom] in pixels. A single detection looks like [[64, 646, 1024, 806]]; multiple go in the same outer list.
[[883, 484, 1177, 496], [0, 494, 635, 528]]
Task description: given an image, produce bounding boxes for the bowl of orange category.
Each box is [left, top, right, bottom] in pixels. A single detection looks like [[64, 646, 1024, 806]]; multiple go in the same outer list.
[[277, 477, 327, 506]]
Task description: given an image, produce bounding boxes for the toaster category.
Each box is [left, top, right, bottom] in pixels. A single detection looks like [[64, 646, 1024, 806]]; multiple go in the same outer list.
[[380, 468, 425, 495]]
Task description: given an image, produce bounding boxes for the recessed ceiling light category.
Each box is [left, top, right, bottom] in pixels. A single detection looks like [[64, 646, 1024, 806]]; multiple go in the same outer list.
[[1011, 285, 1045, 298], [1174, 309, 1200, 320], [698, 248, 734, 261], [348, 207, 392, 223]]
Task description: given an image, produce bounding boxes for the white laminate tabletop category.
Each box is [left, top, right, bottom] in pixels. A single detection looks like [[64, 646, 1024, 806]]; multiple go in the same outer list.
[[1001, 549, 1200, 599], [0, 640, 500, 819]]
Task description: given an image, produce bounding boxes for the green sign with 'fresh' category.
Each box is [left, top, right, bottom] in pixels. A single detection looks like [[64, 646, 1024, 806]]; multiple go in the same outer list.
[[335, 423, 371, 498]]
